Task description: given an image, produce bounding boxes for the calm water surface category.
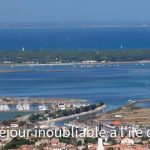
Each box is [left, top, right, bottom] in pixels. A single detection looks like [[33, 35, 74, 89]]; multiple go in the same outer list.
[[0, 63, 150, 104], [1, 27, 150, 120], [0, 27, 150, 50], [0, 63, 150, 120]]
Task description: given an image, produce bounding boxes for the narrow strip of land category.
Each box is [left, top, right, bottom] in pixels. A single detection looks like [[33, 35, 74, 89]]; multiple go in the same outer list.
[[38, 105, 106, 125]]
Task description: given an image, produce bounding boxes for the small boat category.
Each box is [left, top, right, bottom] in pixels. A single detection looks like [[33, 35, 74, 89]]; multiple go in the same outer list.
[[120, 43, 123, 49], [80, 65, 86, 68], [22, 47, 25, 51], [87, 65, 93, 68]]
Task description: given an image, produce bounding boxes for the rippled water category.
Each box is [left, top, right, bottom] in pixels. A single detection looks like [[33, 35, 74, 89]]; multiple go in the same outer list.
[[0, 63, 150, 120], [0, 27, 150, 50]]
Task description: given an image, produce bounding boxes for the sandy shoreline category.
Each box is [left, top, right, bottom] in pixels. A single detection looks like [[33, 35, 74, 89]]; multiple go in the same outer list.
[[0, 60, 149, 73], [0, 60, 150, 67], [85, 99, 150, 126]]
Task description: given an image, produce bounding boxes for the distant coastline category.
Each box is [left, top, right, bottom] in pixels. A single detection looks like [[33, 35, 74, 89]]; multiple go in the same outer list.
[[0, 23, 150, 28], [0, 60, 149, 74], [1, 49, 150, 65], [0, 60, 150, 66]]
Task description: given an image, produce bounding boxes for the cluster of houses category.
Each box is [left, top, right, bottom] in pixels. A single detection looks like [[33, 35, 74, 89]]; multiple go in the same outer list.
[[1, 137, 148, 150], [0, 99, 149, 150]]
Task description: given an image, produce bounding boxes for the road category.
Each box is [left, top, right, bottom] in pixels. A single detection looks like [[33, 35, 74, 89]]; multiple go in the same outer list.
[[38, 105, 106, 125]]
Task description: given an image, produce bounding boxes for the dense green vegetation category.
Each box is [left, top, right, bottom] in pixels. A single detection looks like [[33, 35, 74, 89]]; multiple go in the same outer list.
[[55, 103, 104, 118], [84, 137, 98, 144], [59, 137, 72, 144], [29, 113, 47, 123], [55, 102, 103, 117], [4, 137, 34, 150], [1, 50, 150, 63], [29, 103, 104, 123]]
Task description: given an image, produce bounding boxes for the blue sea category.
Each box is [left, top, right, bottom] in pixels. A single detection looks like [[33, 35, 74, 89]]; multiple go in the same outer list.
[[0, 27, 150, 50], [0, 27, 150, 120], [0, 63, 150, 107]]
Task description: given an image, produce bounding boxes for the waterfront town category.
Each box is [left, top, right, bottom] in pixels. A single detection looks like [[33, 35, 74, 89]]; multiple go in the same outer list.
[[0, 57, 150, 150], [1, 0, 150, 150], [0, 97, 150, 150], [2, 0, 150, 149]]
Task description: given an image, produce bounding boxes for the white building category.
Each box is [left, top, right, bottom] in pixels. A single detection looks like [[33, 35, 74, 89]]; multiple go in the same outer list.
[[97, 138, 104, 150], [121, 138, 134, 145], [58, 103, 65, 110]]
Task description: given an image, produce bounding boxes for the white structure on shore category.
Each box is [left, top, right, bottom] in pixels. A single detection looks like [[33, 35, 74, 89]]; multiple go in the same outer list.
[[97, 138, 104, 150], [39, 100, 47, 111], [39, 105, 47, 111], [121, 138, 134, 145], [16, 101, 30, 111], [58, 103, 65, 110], [0, 104, 10, 111]]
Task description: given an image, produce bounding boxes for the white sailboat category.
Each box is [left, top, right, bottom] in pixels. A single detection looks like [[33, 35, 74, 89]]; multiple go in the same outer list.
[[120, 43, 123, 49], [22, 47, 25, 51]]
